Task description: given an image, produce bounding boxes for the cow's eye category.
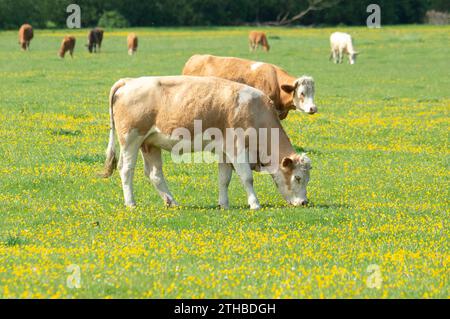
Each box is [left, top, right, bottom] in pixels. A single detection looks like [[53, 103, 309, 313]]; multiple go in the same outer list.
[[295, 176, 301, 183]]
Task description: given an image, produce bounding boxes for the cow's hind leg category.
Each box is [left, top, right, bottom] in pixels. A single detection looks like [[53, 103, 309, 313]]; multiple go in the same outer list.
[[119, 132, 143, 207], [141, 146, 178, 207], [218, 163, 232, 209], [331, 50, 338, 63]]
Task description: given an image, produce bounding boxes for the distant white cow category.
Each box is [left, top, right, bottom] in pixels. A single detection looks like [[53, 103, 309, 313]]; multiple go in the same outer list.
[[330, 32, 359, 65]]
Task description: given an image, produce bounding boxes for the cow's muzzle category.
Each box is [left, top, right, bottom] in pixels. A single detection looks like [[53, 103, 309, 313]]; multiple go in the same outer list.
[[306, 105, 317, 114]]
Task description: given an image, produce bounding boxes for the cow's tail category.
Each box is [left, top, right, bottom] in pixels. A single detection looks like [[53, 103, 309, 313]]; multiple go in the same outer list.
[[102, 79, 126, 178]]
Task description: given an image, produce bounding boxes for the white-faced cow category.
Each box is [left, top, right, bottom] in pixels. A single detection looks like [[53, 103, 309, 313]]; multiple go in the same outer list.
[[127, 33, 138, 55], [249, 31, 270, 52], [182, 55, 316, 120], [102, 76, 312, 210], [330, 32, 359, 65], [58, 36, 76, 58], [18, 24, 33, 51], [87, 28, 104, 53]]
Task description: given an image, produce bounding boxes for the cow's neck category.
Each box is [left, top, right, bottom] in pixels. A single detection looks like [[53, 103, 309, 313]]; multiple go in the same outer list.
[[261, 121, 296, 169], [277, 127, 296, 162], [276, 68, 297, 110]]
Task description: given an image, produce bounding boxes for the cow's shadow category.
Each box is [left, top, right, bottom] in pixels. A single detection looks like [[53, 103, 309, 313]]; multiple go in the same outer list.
[[293, 145, 322, 156], [179, 202, 350, 211]]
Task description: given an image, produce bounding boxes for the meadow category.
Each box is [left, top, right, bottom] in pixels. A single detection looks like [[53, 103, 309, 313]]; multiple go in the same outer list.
[[0, 25, 448, 298]]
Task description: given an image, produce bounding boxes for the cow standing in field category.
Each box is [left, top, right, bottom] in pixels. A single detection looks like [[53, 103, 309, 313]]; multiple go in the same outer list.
[[87, 28, 104, 53], [330, 32, 359, 65], [249, 31, 270, 52], [182, 55, 316, 120], [58, 36, 76, 58], [102, 76, 312, 209], [127, 33, 138, 55], [18, 24, 33, 51]]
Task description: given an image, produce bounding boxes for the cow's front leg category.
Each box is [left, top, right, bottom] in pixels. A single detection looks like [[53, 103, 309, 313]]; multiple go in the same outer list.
[[141, 146, 178, 207], [218, 163, 232, 209], [233, 162, 261, 210]]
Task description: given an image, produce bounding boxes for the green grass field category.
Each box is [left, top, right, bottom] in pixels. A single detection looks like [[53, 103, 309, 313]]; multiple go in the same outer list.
[[0, 25, 448, 298]]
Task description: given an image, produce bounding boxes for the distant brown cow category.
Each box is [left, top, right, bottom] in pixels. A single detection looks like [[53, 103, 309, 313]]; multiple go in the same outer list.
[[87, 28, 104, 53], [249, 31, 270, 52], [18, 24, 33, 51], [127, 33, 138, 55], [58, 36, 76, 58]]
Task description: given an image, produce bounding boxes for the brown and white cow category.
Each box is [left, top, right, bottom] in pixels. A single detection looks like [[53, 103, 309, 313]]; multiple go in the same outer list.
[[127, 33, 138, 55], [87, 28, 104, 53], [58, 36, 76, 58], [18, 24, 33, 51], [182, 55, 317, 120], [249, 31, 270, 52], [102, 76, 312, 209]]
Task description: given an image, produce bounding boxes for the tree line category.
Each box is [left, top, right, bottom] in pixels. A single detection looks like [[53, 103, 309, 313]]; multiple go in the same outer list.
[[0, 0, 448, 29]]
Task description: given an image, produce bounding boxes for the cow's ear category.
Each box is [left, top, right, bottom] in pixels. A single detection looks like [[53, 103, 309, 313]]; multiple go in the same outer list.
[[282, 157, 294, 170], [281, 84, 296, 94]]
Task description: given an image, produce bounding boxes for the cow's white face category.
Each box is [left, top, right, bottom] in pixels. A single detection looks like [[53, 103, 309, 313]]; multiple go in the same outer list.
[[272, 153, 312, 206], [281, 76, 317, 114], [349, 52, 358, 65]]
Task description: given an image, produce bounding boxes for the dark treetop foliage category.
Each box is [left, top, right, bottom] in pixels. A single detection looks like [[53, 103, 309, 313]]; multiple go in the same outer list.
[[0, 0, 446, 29]]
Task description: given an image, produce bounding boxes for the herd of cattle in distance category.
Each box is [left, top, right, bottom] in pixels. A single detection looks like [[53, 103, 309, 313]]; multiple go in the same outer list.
[[16, 23, 359, 210], [18, 24, 138, 57], [18, 24, 358, 64]]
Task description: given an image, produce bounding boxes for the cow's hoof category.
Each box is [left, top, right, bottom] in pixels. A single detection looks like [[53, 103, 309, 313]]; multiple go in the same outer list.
[[163, 195, 178, 208], [125, 203, 137, 209], [219, 203, 229, 210], [167, 201, 178, 208], [250, 203, 261, 210]]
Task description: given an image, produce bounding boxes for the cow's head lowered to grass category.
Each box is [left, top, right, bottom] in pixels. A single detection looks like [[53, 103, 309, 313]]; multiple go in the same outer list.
[[349, 51, 359, 65], [271, 153, 312, 206], [281, 76, 317, 115]]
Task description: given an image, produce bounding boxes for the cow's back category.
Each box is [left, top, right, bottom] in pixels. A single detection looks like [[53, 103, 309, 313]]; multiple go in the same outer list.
[[65, 36, 76, 49], [249, 31, 263, 42], [331, 32, 352, 47], [183, 55, 281, 108], [128, 33, 138, 46], [89, 28, 103, 43], [19, 24, 33, 41], [113, 76, 277, 136]]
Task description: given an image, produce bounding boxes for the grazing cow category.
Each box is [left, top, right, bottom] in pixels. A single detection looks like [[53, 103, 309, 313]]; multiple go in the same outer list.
[[127, 33, 138, 55], [87, 28, 104, 53], [249, 31, 270, 52], [330, 32, 359, 65], [58, 36, 76, 58], [182, 55, 316, 120], [102, 76, 312, 209], [18, 24, 33, 51]]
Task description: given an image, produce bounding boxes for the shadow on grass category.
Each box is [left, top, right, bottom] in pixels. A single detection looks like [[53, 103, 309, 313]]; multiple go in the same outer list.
[[177, 202, 350, 211], [308, 202, 351, 210], [293, 145, 322, 156]]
